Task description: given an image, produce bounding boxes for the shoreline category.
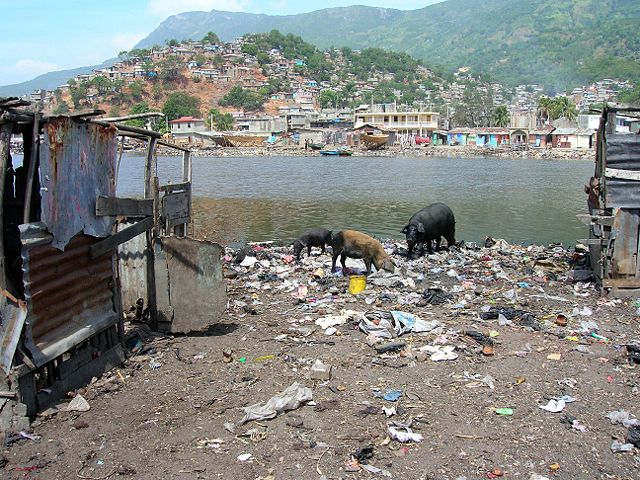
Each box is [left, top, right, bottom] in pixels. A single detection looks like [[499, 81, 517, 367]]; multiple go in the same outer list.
[[131, 143, 595, 161]]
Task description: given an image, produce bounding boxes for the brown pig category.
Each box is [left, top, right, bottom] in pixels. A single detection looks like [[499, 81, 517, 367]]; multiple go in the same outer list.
[[331, 230, 395, 275]]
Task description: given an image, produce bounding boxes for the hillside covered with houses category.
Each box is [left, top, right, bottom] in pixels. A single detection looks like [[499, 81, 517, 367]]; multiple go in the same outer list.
[[26, 30, 640, 151]]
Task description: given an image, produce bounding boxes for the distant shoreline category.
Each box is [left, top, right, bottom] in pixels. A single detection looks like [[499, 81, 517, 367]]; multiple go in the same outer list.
[[142, 143, 595, 161]]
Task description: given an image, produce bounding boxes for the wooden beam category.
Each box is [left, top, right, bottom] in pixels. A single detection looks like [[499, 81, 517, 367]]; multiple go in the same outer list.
[[89, 217, 154, 259], [95, 196, 153, 217], [577, 238, 609, 245], [159, 182, 189, 192], [575, 214, 615, 227], [0, 122, 12, 291], [602, 278, 640, 289], [22, 113, 39, 223]]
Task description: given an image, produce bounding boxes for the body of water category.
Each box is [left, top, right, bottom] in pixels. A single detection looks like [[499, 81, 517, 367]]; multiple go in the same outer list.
[[115, 154, 594, 246]]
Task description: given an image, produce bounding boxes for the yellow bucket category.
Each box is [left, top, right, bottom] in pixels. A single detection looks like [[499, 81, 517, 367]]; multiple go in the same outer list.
[[349, 275, 367, 294]]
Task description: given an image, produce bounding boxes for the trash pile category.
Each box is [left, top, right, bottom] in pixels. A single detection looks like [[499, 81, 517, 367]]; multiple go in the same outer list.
[[214, 237, 640, 475]]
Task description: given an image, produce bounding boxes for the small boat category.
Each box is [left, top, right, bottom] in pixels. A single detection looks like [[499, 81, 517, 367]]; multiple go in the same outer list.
[[319, 148, 353, 156], [361, 133, 389, 150], [308, 142, 324, 150]]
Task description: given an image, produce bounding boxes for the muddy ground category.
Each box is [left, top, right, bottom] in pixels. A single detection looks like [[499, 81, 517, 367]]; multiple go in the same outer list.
[[2, 240, 639, 480]]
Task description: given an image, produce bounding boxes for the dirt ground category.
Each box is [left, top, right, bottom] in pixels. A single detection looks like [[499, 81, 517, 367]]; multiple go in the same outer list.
[[2, 239, 639, 480]]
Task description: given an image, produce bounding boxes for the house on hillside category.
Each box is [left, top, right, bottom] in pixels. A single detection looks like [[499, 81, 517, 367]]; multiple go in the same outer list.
[[169, 116, 206, 144]]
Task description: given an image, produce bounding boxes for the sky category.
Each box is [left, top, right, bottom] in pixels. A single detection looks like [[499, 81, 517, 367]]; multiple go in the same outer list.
[[0, 0, 439, 86]]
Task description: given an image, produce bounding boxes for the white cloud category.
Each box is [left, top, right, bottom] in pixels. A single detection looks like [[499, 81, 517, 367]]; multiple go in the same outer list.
[[0, 59, 59, 84], [147, 0, 250, 17], [111, 33, 147, 52]]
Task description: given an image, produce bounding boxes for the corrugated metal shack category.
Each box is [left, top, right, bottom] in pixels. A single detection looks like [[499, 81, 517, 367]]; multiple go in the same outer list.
[[581, 107, 640, 296], [0, 99, 226, 433]]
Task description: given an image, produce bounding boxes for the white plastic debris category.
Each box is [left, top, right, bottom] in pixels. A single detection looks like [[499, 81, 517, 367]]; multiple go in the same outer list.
[[237, 453, 254, 462], [539, 399, 566, 413], [65, 394, 90, 412], [310, 359, 332, 380], [606, 410, 640, 428], [239, 256, 258, 268], [387, 424, 424, 443], [240, 382, 312, 424], [417, 345, 458, 362], [611, 440, 634, 453]]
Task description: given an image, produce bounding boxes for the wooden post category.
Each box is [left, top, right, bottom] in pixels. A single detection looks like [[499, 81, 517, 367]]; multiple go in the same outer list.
[[22, 113, 39, 224], [0, 121, 12, 291], [144, 138, 158, 330], [175, 150, 192, 237]]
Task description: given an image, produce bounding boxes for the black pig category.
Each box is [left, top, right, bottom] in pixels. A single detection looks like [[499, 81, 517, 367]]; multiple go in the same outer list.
[[402, 203, 455, 256], [292, 228, 333, 260]]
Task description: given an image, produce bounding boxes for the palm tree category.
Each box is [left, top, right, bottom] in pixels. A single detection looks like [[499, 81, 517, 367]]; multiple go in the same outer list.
[[537, 96, 553, 125], [493, 105, 509, 127]]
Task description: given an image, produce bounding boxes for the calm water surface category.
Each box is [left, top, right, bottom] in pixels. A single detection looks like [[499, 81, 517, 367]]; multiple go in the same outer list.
[[116, 154, 594, 246]]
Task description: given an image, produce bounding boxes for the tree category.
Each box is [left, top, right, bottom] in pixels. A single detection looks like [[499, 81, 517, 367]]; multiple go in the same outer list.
[[618, 85, 640, 106], [194, 53, 207, 66], [108, 105, 121, 117], [537, 96, 553, 125], [162, 92, 201, 120], [158, 55, 183, 83], [91, 76, 111, 95], [129, 81, 145, 101], [205, 108, 233, 131], [319, 89, 340, 108], [219, 86, 265, 111], [166, 39, 179, 47], [125, 102, 150, 128], [52, 101, 70, 115], [202, 31, 220, 44], [69, 81, 88, 108], [493, 105, 509, 127]]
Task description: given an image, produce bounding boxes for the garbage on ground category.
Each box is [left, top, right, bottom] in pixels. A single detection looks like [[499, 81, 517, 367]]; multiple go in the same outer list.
[[359, 310, 442, 340], [495, 408, 513, 416], [610, 440, 634, 453], [387, 420, 424, 443], [605, 410, 640, 428], [310, 359, 332, 380], [64, 394, 90, 412], [416, 344, 458, 362], [240, 382, 312, 424], [374, 389, 402, 402]]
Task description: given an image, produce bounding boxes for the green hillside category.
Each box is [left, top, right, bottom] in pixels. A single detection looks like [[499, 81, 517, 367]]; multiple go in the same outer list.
[[136, 0, 640, 90]]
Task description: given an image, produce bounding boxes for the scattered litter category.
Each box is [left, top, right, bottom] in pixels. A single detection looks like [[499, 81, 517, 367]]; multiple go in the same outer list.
[[65, 394, 90, 412], [495, 408, 513, 416], [387, 421, 423, 443], [610, 440, 634, 453], [240, 382, 312, 424], [236, 453, 254, 463], [310, 359, 332, 380], [606, 410, 640, 428]]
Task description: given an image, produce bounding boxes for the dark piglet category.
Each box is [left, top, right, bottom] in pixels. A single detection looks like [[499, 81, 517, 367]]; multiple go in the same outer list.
[[292, 228, 333, 260], [402, 202, 455, 256], [331, 230, 394, 275]]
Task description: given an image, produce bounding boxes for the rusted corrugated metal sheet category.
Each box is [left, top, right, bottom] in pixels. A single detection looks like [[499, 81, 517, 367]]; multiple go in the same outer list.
[[20, 223, 118, 366], [604, 134, 640, 208], [39, 117, 117, 250], [117, 220, 148, 310]]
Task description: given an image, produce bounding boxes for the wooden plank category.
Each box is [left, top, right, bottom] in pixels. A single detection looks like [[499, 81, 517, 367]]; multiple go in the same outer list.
[[22, 113, 39, 223], [0, 123, 12, 291], [605, 168, 640, 181], [96, 197, 153, 217], [603, 278, 640, 289], [159, 182, 189, 193], [576, 214, 615, 227], [162, 191, 190, 221], [90, 217, 154, 259], [577, 238, 609, 245], [611, 209, 640, 276]]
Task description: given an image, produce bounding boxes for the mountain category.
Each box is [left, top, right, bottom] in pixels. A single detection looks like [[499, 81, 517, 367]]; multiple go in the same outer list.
[[0, 60, 115, 97], [135, 0, 640, 91]]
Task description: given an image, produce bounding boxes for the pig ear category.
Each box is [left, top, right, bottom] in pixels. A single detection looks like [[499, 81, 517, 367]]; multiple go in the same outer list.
[[417, 223, 425, 233], [401, 225, 409, 234]]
